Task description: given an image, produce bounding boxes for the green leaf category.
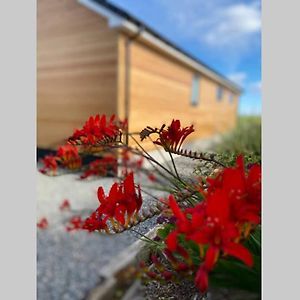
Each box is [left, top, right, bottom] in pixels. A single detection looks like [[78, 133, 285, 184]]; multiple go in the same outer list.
[[210, 254, 261, 294], [157, 224, 175, 240]]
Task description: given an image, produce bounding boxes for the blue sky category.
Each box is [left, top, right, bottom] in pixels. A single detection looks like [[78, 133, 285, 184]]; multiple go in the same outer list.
[[109, 0, 261, 115]]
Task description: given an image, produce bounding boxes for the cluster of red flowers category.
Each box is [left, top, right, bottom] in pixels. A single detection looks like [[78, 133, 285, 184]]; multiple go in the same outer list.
[[165, 156, 261, 293], [66, 172, 143, 232], [96, 172, 143, 227], [154, 119, 194, 151], [69, 114, 123, 145], [39, 145, 81, 175], [56, 145, 82, 170], [80, 154, 118, 179]]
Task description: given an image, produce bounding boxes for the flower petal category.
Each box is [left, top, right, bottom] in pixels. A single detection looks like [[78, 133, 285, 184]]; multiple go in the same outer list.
[[166, 230, 178, 251], [204, 246, 219, 271], [195, 265, 209, 293], [223, 242, 254, 267]]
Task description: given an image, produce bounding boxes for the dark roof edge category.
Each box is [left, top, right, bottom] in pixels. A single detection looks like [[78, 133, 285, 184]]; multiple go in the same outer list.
[[91, 0, 243, 93]]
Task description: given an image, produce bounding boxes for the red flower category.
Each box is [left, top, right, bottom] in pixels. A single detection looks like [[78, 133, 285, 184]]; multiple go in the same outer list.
[[82, 211, 108, 232], [69, 114, 120, 145], [207, 155, 261, 225], [80, 155, 118, 179], [81, 173, 143, 230], [97, 172, 143, 225], [191, 190, 253, 270], [148, 173, 157, 182], [39, 155, 58, 175], [66, 216, 83, 232], [65, 213, 108, 232], [37, 218, 48, 229], [154, 120, 194, 151], [60, 199, 71, 211], [57, 145, 82, 170]]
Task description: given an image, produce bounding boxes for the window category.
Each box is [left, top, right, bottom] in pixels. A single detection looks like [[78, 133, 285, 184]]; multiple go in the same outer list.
[[229, 93, 234, 103], [191, 74, 200, 106], [217, 85, 223, 101]]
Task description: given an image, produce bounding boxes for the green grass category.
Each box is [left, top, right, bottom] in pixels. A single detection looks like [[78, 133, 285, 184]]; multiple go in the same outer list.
[[214, 116, 261, 166]]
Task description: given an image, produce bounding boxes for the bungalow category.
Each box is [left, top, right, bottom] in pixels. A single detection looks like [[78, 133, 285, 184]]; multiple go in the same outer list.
[[37, 0, 242, 150]]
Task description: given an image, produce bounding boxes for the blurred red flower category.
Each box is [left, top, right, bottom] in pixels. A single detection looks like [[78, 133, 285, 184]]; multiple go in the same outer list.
[[80, 155, 118, 179], [39, 155, 58, 175], [59, 199, 71, 211], [37, 218, 48, 229], [57, 144, 82, 170], [66, 216, 83, 232], [82, 211, 108, 232], [69, 114, 120, 145]]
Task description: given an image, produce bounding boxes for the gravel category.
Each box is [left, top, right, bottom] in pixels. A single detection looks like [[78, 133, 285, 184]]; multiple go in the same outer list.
[[37, 169, 164, 300]]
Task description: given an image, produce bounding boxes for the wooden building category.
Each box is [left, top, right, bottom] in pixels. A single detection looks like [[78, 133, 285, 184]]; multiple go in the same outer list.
[[37, 0, 242, 150]]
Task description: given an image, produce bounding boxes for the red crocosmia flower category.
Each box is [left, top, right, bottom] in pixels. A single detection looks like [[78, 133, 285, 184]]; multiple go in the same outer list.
[[87, 172, 143, 228], [60, 199, 71, 211], [80, 155, 118, 179], [191, 190, 253, 269], [39, 155, 58, 175], [154, 119, 194, 151], [56, 144, 82, 170], [37, 217, 48, 229], [166, 196, 195, 261], [70, 114, 120, 145]]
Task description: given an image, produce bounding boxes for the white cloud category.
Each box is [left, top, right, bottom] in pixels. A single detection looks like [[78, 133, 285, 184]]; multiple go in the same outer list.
[[227, 72, 247, 86], [249, 81, 261, 94], [204, 2, 261, 46], [160, 0, 261, 62]]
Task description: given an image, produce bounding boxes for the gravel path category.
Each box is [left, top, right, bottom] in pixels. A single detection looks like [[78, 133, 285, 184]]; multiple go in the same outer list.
[[37, 170, 164, 300]]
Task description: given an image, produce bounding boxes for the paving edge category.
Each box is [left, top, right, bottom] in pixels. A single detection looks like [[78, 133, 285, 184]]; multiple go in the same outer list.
[[86, 226, 158, 300]]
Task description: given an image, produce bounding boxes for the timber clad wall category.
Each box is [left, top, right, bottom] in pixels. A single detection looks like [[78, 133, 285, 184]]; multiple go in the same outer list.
[[117, 34, 239, 149], [37, 0, 118, 148], [37, 0, 240, 150]]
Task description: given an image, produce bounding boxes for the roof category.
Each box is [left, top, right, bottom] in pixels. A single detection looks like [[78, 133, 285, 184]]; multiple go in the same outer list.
[[82, 0, 242, 93]]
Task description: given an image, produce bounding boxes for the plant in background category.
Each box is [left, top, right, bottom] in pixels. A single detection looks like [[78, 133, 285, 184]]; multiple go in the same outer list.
[[39, 144, 82, 175], [38, 114, 261, 298]]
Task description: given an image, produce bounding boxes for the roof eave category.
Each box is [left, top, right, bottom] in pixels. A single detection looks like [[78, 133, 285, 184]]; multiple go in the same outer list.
[[118, 21, 242, 93], [78, 0, 243, 94]]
